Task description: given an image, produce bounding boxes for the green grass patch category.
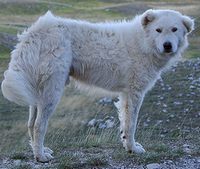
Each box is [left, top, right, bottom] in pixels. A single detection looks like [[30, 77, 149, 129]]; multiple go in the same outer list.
[[0, 2, 53, 15], [10, 153, 29, 160], [0, 1, 124, 22], [46, 0, 113, 8], [0, 25, 20, 34], [0, 45, 11, 59]]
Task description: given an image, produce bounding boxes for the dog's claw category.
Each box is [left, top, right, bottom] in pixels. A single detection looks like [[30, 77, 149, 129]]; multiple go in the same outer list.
[[44, 147, 53, 155], [132, 142, 146, 154], [35, 153, 54, 163], [35, 152, 54, 163]]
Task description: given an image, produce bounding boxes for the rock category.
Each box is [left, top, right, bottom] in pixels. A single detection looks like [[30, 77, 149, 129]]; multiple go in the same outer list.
[[14, 160, 21, 165], [99, 122, 107, 129], [146, 163, 160, 169], [197, 158, 200, 163], [183, 144, 192, 154], [173, 101, 182, 105], [3, 159, 9, 164], [88, 119, 96, 126], [163, 103, 167, 108], [87, 116, 115, 129], [98, 97, 113, 105], [105, 119, 115, 128], [189, 85, 195, 89]]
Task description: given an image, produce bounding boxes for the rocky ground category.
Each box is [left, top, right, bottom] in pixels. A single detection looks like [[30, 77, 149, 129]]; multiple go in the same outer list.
[[0, 151, 200, 169]]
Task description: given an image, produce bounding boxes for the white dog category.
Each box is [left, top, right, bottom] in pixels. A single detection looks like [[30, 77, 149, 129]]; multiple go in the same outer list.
[[1, 9, 194, 162]]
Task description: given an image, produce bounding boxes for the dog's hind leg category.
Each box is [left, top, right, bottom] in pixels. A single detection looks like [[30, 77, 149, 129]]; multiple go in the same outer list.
[[28, 106, 53, 155], [32, 72, 67, 162], [28, 106, 37, 149], [33, 103, 55, 162]]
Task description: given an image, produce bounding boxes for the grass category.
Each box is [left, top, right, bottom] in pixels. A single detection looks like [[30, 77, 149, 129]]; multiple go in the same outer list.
[[0, 45, 10, 59], [0, 25, 20, 35], [0, 0, 200, 168]]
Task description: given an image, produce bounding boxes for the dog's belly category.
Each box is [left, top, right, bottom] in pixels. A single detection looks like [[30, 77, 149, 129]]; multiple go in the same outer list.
[[69, 60, 127, 92]]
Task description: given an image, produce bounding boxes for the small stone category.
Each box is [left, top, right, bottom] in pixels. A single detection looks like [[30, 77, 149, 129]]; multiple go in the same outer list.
[[88, 119, 96, 126], [98, 97, 113, 105], [196, 158, 200, 163], [178, 93, 183, 97], [163, 103, 167, 108], [183, 144, 192, 154], [173, 101, 182, 105], [105, 119, 114, 128], [168, 86, 172, 90], [146, 163, 160, 169], [183, 144, 190, 148], [189, 85, 195, 89], [156, 120, 163, 125], [137, 166, 145, 169], [189, 100, 194, 103], [143, 122, 148, 127], [99, 123, 107, 129], [183, 147, 192, 154], [3, 159, 8, 164], [14, 160, 21, 165]]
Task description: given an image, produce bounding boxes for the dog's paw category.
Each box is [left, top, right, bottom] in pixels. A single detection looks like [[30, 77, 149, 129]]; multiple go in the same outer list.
[[44, 147, 53, 155], [35, 153, 54, 163], [131, 142, 146, 154], [122, 139, 146, 154]]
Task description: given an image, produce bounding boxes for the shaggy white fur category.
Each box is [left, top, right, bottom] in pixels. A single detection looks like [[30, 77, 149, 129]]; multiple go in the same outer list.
[[1, 9, 194, 162]]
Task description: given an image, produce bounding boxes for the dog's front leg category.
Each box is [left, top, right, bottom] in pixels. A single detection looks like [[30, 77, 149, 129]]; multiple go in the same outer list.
[[117, 93, 145, 154]]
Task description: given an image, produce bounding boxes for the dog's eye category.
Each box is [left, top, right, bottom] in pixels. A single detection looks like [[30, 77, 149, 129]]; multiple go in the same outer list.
[[156, 28, 162, 33], [172, 27, 178, 32]]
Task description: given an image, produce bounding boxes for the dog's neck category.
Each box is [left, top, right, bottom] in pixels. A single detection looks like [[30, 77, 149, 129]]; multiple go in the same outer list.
[[150, 53, 173, 71]]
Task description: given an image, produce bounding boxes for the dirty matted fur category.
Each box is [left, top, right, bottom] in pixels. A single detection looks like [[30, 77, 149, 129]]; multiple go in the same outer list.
[[1, 9, 194, 162]]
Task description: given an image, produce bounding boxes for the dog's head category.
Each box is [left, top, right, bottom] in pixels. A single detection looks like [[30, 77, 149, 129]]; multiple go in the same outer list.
[[141, 9, 194, 57]]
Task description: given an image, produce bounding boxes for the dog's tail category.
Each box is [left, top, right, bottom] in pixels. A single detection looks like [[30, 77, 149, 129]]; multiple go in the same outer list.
[[1, 69, 37, 106]]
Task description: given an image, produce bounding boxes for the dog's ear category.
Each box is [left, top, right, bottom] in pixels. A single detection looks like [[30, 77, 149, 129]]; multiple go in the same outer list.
[[141, 9, 156, 28], [182, 15, 194, 34]]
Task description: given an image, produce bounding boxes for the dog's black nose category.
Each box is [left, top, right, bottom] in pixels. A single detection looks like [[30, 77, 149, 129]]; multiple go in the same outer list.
[[163, 42, 172, 53]]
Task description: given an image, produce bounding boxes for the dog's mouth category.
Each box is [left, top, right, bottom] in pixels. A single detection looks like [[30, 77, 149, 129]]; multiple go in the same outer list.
[[164, 49, 173, 54], [163, 50, 174, 55], [156, 48, 173, 56]]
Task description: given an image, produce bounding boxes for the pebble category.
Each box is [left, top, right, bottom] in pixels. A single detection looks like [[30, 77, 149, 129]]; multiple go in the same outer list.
[[105, 119, 115, 128], [183, 144, 192, 154], [87, 119, 96, 126], [14, 160, 21, 165], [197, 158, 200, 163], [87, 117, 115, 129], [146, 163, 160, 169], [98, 97, 113, 105]]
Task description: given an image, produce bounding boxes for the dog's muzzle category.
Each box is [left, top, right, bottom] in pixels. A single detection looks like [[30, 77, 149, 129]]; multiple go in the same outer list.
[[163, 41, 172, 53]]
